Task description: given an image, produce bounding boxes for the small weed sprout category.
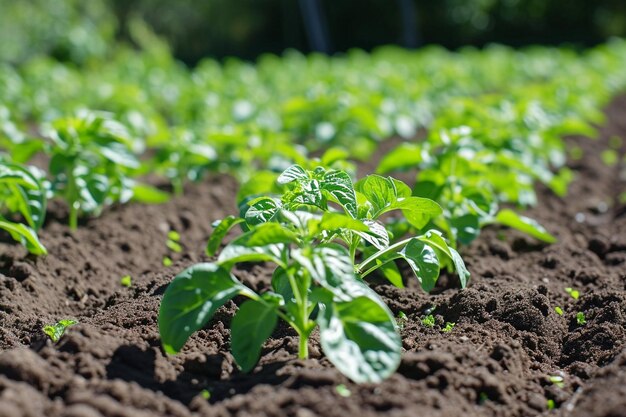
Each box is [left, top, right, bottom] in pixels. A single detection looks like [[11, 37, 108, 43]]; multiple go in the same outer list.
[[442, 322, 455, 333], [421, 314, 435, 328], [548, 375, 564, 388], [564, 287, 580, 300], [335, 384, 351, 397], [554, 306, 564, 316], [120, 275, 132, 287], [576, 312, 587, 325], [43, 319, 77, 342]]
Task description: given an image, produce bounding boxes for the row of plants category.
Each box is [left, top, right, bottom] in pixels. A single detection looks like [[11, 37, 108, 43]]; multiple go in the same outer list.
[[2, 32, 626, 382]]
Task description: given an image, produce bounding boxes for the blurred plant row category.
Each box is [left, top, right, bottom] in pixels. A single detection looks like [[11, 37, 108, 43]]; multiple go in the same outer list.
[[1, 20, 626, 254]]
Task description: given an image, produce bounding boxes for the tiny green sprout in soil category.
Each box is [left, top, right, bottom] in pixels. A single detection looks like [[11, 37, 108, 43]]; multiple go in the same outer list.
[[120, 275, 132, 288], [442, 322, 455, 333], [397, 311, 408, 329], [565, 287, 580, 300], [547, 399, 556, 410], [478, 392, 489, 404], [166, 230, 183, 253], [554, 306, 564, 316], [335, 384, 351, 397], [421, 314, 435, 328], [43, 319, 77, 342], [201, 390, 211, 400], [576, 312, 587, 325], [549, 375, 565, 388], [601, 149, 618, 166], [162, 256, 173, 267]]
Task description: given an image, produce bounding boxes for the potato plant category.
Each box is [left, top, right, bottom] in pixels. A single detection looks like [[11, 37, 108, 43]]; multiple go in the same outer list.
[[0, 160, 47, 254], [159, 165, 469, 382]]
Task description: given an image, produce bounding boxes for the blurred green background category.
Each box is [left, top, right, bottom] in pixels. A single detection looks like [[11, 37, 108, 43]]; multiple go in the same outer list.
[[1, 0, 625, 65]]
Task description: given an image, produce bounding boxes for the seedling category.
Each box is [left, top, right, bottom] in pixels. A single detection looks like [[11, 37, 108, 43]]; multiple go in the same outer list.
[[335, 384, 351, 397], [166, 230, 182, 253], [576, 312, 587, 325], [160, 165, 470, 383], [565, 287, 580, 300], [442, 322, 455, 333], [548, 375, 564, 388], [554, 306, 564, 316], [547, 399, 555, 410], [120, 275, 132, 288], [43, 319, 77, 342], [421, 314, 435, 328], [200, 389, 211, 400], [162, 256, 173, 267], [397, 311, 408, 330]]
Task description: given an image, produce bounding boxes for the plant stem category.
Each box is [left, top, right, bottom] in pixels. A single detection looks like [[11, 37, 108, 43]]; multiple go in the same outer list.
[[356, 237, 411, 273], [298, 334, 308, 359], [69, 204, 78, 231]]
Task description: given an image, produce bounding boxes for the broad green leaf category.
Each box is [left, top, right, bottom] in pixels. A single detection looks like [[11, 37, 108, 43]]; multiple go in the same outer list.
[[0, 164, 38, 188], [376, 143, 423, 174], [0, 218, 47, 255], [379, 259, 404, 288], [317, 296, 401, 383], [495, 209, 556, 243], [389, 197, 443, 229], [244, 222, 298, 247], [218, 231, 285, 267], [398, 238, 440, 292], [131, 183, 170, 204], [318, 212, 368, 233], [159, 263, 253, 354], [245, 197, 281, 226], [450, 214, 480, 245], [231, 299, 278, 372], [354, 220, 389, 250], [206, 216, 244, 257], [354, 175, 396, 216], [277, 164, 308, 184], [322, 170, 358, 218]]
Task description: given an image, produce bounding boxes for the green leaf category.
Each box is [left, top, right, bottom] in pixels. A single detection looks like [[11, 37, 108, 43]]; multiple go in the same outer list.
[[318, 212, 369, 232], [317, 296, 401, 383], [231, 299, 278, 372], [354, 220, 389, 250], [0, 218, 47, 255], [398, 238, 440, 292], [244, 222, 298, 247], [159, 263, 253, 354], [495, 209, 556, 243], [379, 259, 404, 288], [450, 214, 480, 245], [376, 143, 423, 174], [206, 216, 244, 257], [354, 175, 396, 216], [43, 319, 77, 343], [218, 230, 285, 267], [131, 183, 170, 204], [322, 170, 358, 218], [391, 197, 443, 229], [449, 247, 470, 288], [277, 164, 308, 184], [245, 197, 281, 226]]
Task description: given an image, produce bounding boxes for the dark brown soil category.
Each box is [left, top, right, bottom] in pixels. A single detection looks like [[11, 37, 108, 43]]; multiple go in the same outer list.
[[1, 97, 625, 417]]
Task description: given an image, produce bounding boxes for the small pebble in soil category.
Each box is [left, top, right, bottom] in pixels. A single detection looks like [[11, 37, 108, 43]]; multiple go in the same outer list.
[[575, 213, 586, 223]]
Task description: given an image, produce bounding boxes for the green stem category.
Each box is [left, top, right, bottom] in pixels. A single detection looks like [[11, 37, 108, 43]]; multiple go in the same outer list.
[[356, 237, 412, 274], [298, 334, 309, 359], [69, 204, 78, 231]]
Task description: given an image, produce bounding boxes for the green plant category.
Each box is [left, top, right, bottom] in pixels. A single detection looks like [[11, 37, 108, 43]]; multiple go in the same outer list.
[[576, 312, 587, 325], [565, 287, 580, 300], [0, 161, 47, 254], [43, 319, 77, 342], [554, 306, 564, 316], [159, 166, 469, 382], [120, 275, 132, 287], [442, 322, 455, 332], [421, 314, 435, 328], [44, 110, 165, 230], [335, 384, 351, 397], [166, 230, 182, 253]]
